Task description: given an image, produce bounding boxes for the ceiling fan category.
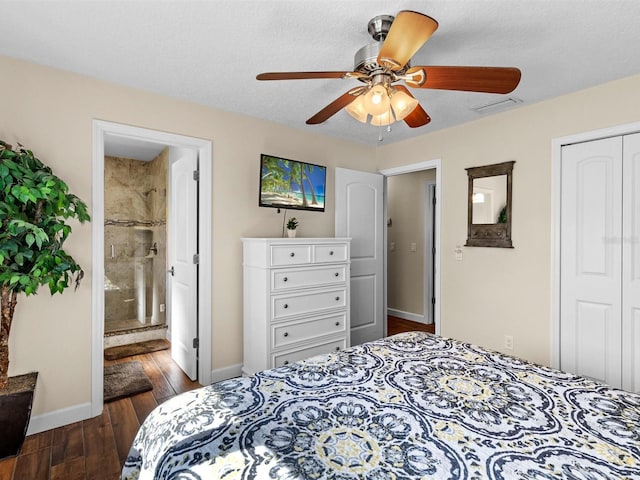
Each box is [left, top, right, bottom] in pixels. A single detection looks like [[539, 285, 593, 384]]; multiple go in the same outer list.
[[256, 11, 521, 128]]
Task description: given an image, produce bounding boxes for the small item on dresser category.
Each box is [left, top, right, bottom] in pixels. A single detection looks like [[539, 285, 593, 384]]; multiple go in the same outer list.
[[286, 217, 299, 237]]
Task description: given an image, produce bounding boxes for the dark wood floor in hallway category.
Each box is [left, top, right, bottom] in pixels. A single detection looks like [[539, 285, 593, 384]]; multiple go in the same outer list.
[[387, 315, 435, 336], [0, 316, 432, 480]]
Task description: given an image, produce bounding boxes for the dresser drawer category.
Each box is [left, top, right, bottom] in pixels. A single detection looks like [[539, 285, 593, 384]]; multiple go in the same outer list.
[[273, 337, 346, 367], [314, 243, 348, 263], [272, 313, 347, 349], [272, 288, 347, 319], [272, 265, 346, 291], [270, 244, 312, 266]]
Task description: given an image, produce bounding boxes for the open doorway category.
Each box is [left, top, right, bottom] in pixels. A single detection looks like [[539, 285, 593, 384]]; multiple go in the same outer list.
[[335, 159, 441, 345], [102, 141, 169, 341], [91, 120, 212, 416], [386, 170, 436, 330], [380, 159, 441, 337]]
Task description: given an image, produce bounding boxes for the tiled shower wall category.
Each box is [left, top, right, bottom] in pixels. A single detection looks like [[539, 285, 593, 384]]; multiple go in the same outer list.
[[104, 149, 167, 332]]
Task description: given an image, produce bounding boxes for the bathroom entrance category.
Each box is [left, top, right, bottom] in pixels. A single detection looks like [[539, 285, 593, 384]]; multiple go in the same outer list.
[[103, 145, 168, 337], [92, 120, 212, 414]]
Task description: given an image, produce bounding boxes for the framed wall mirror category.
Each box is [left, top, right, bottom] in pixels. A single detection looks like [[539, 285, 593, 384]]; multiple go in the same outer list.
[[465, 161, 514, 248]]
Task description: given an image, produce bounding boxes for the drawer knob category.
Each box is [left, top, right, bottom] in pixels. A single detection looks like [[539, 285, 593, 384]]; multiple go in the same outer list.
[[335, 296, 340, 301], [329, 251, 334, 255], [284, 361, 289, 365], [283, 332, 289, 337], [283, 304, 289, 309], [335, 321, 340, 326], [334, 272, 339, 277], [290, 252, 295, 257], [283, 277, 288, 282]]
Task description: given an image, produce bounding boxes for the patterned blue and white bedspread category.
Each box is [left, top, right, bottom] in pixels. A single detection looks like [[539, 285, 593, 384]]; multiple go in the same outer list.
[[121, 332, 640, 479]]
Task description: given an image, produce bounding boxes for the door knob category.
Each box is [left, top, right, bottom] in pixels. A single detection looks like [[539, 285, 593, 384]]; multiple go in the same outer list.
[[168, 266, 175, 276]]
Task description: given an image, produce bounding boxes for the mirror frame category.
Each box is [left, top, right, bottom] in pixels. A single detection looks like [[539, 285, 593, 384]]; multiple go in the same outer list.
[[465, 161, 514, 248]]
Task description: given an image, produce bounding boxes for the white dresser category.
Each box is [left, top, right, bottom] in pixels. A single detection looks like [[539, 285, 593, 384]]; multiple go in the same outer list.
[[241, 237, 351, 375]]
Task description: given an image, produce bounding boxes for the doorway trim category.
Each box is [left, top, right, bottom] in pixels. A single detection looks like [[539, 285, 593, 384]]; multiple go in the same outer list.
[[379, 159, 441, 335], [551, 119, 640, 370], [424, 180, 436, 325], [92, 120, 212, 416]]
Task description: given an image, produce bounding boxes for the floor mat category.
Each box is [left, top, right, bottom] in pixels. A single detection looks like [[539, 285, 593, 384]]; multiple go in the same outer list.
[[104, 339, 169, 361], [104, 361, 153, 402]]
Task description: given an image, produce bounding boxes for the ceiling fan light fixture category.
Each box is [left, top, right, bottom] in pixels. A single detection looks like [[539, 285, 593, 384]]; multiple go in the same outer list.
[[345, 95, 369, 123], [369, 109, 393, 127], [389, 87, 419, 121], [364, 83, 390, 115]]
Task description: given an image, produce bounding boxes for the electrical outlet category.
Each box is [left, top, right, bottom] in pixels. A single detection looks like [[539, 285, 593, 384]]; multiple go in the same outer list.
[[410, 242, 417, 252], [160, 303, 165, 313], [504, 335, 514, 350], [454, 246, 463, 261]]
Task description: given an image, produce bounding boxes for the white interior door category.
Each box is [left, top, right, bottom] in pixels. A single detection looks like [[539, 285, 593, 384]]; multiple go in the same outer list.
[[168, 147, 198, 380], [560, 137, 622, 387], [623, 132, 640, 392], [335, 167, 385, 345]]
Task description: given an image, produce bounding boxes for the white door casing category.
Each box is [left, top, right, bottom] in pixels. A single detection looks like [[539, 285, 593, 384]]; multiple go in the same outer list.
[[560, 137, 623, 387], [168, 147, 199, 380], [91, 120, 212, 419], [622, 132, 640, 392], [424, 181, 436, 325], [335, 168, 385, 346]]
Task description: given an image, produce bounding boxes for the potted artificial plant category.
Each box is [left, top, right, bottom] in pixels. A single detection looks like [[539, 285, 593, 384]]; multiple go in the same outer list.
[[0, 140, 90, 459], [286, 217, 299, 238]]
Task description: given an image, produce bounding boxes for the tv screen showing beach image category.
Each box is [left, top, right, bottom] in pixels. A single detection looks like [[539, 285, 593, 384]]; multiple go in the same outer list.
[[259, 154, 326, 212]]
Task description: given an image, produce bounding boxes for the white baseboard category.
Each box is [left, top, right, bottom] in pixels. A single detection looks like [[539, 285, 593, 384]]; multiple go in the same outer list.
[[211, 363, 243, 384], [388, 308, 429, 324], [27, 402, 93, 435], [27, 363, 243, 435]]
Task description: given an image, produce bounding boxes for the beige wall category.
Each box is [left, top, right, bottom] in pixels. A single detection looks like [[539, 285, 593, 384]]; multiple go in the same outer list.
[[377, 73, 640, 366], [0, 55, 375, 416], [3, 52, 640, 421], [387, 169, 436, 317]]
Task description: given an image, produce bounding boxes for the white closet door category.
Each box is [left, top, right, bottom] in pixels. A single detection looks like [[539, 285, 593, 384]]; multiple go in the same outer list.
[[560, 137, 623, 387], [623, 133, 640, 392]]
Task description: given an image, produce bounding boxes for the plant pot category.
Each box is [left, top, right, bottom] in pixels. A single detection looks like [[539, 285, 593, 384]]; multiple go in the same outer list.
[[0, 372, 37, 460], [287, 229, 296, 238]]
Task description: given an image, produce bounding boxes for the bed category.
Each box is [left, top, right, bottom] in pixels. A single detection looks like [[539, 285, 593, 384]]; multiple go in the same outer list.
[[121, 332, 640, 479]]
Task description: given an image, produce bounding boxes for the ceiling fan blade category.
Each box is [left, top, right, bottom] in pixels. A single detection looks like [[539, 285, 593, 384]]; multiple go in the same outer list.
[[257, 71, 358, 81], [394, 85, 431, 128], [377, 11, 438, 71], [306, 87, 366, 125], [405, 66, 521, 93]]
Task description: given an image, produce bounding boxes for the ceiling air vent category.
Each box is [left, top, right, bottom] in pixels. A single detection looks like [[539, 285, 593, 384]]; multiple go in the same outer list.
[[471, 97, 522, 115]]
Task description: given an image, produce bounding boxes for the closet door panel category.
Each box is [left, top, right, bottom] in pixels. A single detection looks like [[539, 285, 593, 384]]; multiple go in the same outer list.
[[623, 132, 640, 393], [560, 137, 622, 387]]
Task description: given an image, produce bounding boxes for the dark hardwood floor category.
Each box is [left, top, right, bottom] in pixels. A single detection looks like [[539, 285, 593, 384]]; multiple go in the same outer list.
[[0, 317, 431, 480], [387, 315, 435, 336], [0, 349, 201, 480]]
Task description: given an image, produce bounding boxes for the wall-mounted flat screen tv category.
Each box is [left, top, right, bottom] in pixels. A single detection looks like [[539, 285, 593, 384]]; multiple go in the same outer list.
[[259, 154, 326, 212]]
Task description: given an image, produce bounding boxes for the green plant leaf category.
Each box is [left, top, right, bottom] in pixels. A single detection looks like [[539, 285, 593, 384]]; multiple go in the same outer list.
[[0, 141, 90, 296]]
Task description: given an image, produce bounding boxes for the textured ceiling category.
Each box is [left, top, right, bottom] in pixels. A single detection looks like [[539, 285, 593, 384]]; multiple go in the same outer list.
[[2, 1, 640, 147]]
